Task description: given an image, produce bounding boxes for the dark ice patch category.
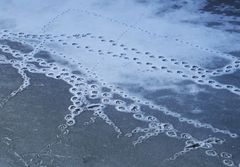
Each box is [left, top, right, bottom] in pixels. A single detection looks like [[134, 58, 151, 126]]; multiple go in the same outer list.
[[34, 51, 55, 63], [206, 21, 224, 27], [229, 51, 240, 58], [0, 39, 33, 53], [213, 69, 240, 88], [201, 56, 231, 70], [202, 0, 240, 17], [0, 48, 22, 60]]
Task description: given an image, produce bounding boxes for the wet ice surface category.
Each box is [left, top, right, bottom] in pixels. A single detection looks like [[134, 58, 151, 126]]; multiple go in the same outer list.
[[0, 0, 240, 167]]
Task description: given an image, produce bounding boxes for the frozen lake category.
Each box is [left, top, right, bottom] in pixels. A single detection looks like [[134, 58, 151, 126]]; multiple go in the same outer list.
[[0, 0, 239, 166]]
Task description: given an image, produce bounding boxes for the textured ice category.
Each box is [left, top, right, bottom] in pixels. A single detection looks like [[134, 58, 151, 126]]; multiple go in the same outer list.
[[0, 0, 240, 167]]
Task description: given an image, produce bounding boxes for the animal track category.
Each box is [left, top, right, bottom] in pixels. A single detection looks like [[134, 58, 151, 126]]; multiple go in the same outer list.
[[1, 31, 238, 139], [0, 9, 240, 166], [11, 31, 240, 97]]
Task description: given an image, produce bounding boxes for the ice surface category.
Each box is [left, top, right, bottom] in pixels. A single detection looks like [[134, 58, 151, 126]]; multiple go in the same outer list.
[[0, 0, 239, 167]]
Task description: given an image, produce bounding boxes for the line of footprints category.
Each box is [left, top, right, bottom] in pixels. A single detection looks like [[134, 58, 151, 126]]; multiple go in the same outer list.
[[0, 29, 240, 166]]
